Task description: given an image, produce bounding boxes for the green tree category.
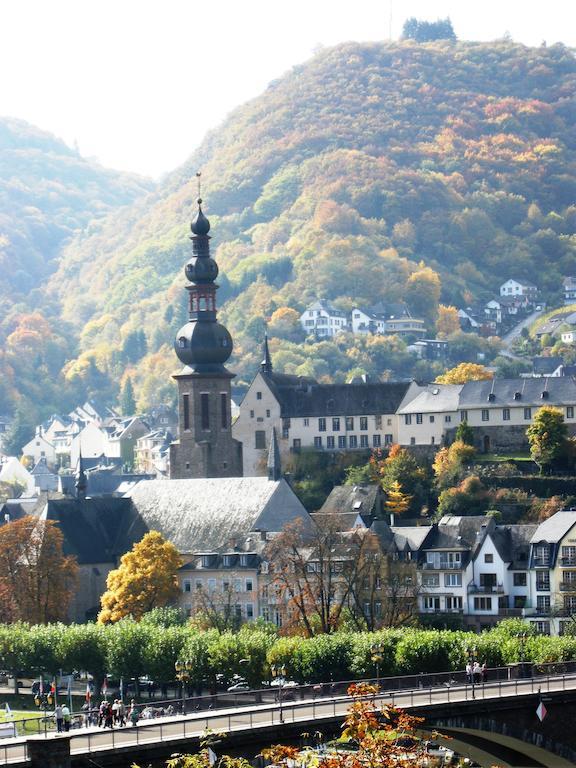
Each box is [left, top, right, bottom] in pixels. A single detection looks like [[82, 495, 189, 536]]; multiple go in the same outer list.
[[119, 376, 136, 415], [106, 619, 149, 696], [455, 420, 474, 445], [2, 407, 35, 456], [402, 17, 456, 42], [527, 406, 568, 473]]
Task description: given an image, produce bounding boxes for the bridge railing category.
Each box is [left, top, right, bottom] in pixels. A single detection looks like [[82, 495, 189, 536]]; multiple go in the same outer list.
[[3, 661, 576, 764]]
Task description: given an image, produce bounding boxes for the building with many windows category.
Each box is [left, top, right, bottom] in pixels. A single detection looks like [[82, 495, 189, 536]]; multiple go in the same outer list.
[[233, 342, 418, 475], [300, 300, 349, 338]]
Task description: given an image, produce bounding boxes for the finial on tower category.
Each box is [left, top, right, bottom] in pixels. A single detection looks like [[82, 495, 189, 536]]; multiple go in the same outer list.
[[261, 332, 273, 376], [191, 171, 210, 236]]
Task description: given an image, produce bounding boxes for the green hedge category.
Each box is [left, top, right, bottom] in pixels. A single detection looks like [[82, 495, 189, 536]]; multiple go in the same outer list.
[[0, 619, 573, 689]]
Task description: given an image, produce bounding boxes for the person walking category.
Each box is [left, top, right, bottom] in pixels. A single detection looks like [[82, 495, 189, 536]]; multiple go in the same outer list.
[[481, 662, 488, 683], [129, 702, 139, 727], [117, 699, 126, 726], [112, 699, 119, 725], [465, 661, 472, 684], [104, 701, 114, 729], [54, 704, 64, 733], [61, 704, 71, 732]]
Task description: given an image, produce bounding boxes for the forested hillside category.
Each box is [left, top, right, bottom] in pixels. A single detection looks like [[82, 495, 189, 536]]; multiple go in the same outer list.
[[10, 40, 576, 416], [0, 117, 153, 417]]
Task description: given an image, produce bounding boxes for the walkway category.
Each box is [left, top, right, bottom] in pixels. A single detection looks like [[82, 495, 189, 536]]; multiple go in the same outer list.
[[1, 669, 576, 765]]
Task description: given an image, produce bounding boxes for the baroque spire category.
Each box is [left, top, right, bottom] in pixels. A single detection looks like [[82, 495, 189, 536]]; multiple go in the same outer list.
[[174, 174, 233, 373]]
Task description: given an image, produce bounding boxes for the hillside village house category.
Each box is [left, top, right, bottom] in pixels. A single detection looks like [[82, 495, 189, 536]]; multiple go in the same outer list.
[[300, 300, 349, 338], [350, 304, 426, 338], [396, 384, 462, 447], [500, 278, 538, 305], [564, 277, 576, 305]]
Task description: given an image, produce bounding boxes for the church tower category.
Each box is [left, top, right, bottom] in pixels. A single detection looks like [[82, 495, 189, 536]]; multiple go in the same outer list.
[[169, 189, 243, 478]]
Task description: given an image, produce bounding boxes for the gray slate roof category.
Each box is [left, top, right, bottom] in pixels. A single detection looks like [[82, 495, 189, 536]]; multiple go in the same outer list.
[[492, 524, 538, 570], [264, 374, 412, 417], [530, 510, 576, 544], [398, 384, 462, 414], [459, 377, 576, 408], [128, 477, 310, 553], [391, 525, 432, 551], [318, 484, 382, 520], [43, 497, 145, 564]]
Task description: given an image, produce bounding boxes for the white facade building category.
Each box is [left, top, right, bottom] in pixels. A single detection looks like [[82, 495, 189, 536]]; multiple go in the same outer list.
[[300, 300, 348, 338]]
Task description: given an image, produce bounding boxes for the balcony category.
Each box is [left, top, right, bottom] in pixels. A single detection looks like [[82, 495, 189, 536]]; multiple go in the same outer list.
[[560, 582, 576, 592], [423, 562, 462, 570], [468, 584, 506, 595], [560, 557, 576, 567]]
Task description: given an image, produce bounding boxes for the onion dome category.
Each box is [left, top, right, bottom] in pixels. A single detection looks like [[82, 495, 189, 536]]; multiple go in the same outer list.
[[191, 198, 211, 236], [175, 320, 233, 369]]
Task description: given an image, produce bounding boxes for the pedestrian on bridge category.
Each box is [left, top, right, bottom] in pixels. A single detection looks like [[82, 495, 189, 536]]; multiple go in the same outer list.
[[465, 662, 472, 684], [473, 662, 482, 685]]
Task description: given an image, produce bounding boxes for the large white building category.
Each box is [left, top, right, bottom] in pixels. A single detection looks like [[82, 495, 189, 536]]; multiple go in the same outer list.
[[233, 342, 419, 476]]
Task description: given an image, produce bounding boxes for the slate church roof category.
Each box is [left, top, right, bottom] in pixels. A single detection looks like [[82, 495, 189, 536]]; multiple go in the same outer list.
[[128, 477, 310, 553], [263, 373, 412, 417]]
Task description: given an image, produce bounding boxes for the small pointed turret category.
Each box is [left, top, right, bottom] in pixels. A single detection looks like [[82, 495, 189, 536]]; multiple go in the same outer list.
[[75, 449, 87, 500], [261, 332, 273, 376], [267, 427, 282, 481]]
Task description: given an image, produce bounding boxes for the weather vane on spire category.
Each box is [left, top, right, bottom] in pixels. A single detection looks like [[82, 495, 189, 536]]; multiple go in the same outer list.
[[196, 171, 202, 203]]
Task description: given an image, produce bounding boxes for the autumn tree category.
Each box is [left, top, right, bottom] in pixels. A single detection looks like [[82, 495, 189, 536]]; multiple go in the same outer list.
[[385, 480, 412, 517], [98, 531, 181, 623], [405, 265, 441, 324], [268, 307, 302, 340], [527, 406, 568, 474], [432, 440, 476, 490], [265, 519, 376, 635], [435, 362, 493, 384], [342, 531, 419, 631], [0, 518, 78, 623], [370, 446, 431, 516], [435, 304, 460, 337]]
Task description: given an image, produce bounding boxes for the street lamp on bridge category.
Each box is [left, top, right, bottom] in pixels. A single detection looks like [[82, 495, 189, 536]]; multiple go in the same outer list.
[[271, 663, 287, 723], [371, 642, 385, 690], [175, 659, 192, 714]]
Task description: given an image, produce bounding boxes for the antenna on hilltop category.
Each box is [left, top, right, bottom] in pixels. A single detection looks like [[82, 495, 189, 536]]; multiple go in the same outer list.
[[196, 171, 202, 201]]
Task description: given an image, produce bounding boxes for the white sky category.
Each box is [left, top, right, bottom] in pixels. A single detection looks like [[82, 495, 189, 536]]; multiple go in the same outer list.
[[1, 0, 574, 178]]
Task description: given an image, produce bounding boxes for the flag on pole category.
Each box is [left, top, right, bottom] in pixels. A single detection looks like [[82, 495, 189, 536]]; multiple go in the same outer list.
[[102, 676, 108, 698], [39, 677, 44, 697], [50, 679, 57, 705], [208, 747, 218, 766], [120, 677, 124, 702], [67, 676, 73, 712], [4, 703, 12, 720], [85, 681, 91, 703]]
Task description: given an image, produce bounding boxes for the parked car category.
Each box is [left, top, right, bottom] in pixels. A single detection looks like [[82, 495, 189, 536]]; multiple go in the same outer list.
[[227, 681, 250, 692]]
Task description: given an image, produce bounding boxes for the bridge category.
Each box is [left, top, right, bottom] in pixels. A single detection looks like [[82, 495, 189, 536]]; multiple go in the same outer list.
[[2, 665, 576, 767]]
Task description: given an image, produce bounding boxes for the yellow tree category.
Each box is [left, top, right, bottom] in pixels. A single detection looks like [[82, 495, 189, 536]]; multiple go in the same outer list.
[[98, 531, 182, 623], [435, 362, 493, 384], [435, 304, 460, 337], [385, 480, 412, 517]]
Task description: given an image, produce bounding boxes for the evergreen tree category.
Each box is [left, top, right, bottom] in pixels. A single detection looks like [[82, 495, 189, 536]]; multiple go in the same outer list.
[[455, 420, 475, 446], [2, 407, 35, 457], [119, 377, 136, 416], [402, 17, 456, 42]]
